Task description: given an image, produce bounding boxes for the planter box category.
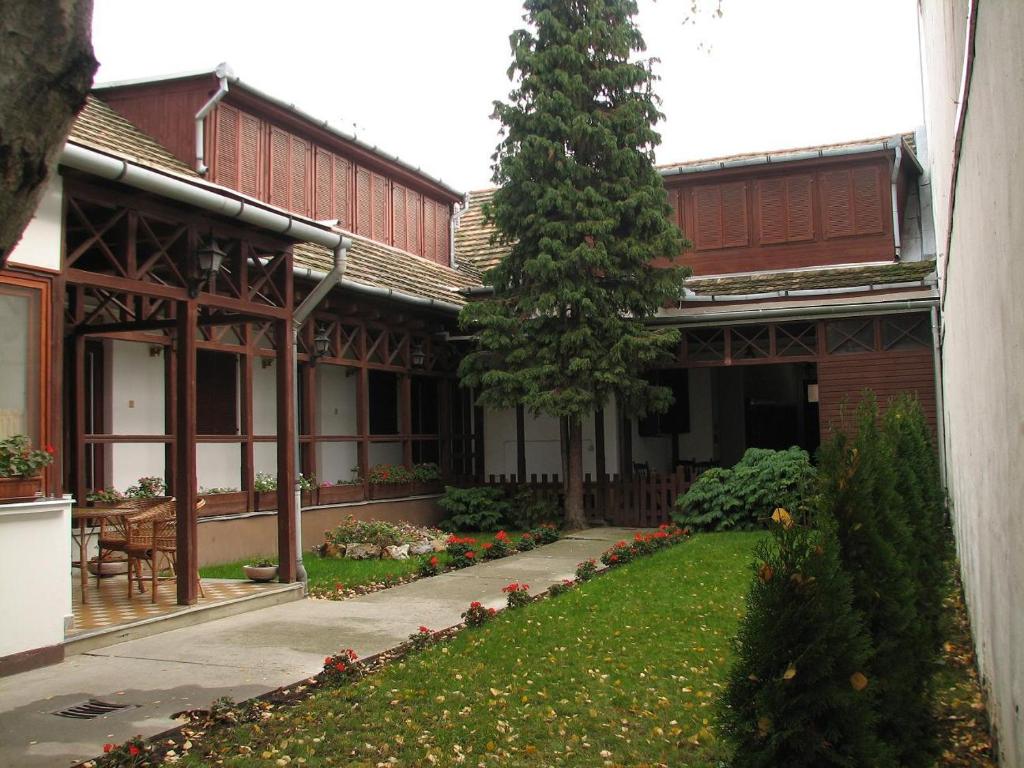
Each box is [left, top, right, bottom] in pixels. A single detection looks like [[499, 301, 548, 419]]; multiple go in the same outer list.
[[0, 476, 43, 504], [316, 484, 365, 505], [198, 491, 248, 517], [254, 490, 278, 513], [368, 481, 443, 500]]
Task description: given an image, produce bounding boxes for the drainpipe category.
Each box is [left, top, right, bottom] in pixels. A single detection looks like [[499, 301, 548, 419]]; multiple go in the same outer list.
[[290, 236, 351, 588], [890, 140, 904, 260], [930, 306, 948, 488], [194, 63, 233, 176]]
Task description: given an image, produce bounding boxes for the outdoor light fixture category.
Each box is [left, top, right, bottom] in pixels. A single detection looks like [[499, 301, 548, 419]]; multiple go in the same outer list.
[[312, 325, 331, 359], [190, 236, 226, 297], [410, 342, 426, 369]]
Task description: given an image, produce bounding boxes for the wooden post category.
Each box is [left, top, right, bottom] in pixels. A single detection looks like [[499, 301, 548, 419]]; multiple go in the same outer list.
[[515, 404, 526, 484], [240, 327, 255, 514], [400, 373, 413, 466], [357, 366, 369, 490], [175, 300, 199, 605], [301, 361, 317, 482], [275, 318, 297, 583], [164, 340, 177, 500]]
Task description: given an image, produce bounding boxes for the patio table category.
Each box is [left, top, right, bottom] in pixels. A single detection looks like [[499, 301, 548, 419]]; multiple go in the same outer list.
[[71, 506, 128, 604]]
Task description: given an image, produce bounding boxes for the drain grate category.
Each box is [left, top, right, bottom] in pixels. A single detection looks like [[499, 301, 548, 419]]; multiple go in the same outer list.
[[53, 699, 136, 719]]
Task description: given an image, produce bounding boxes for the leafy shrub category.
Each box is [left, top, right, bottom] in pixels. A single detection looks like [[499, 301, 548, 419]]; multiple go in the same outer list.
[[418, 554, 442, 576], [575, 558, 598, 581], [438, 486, 510, 531], [528, 522, 561, 545], [462, 600, 496, 627], [411, 462, 441, 482], [317, 648, 362, 685], [446, 535, 479, 568], [98, 735, 150, 766], [673, 447, 816, 531], [0, 434, 54, 478], [516, 532, 537, 551], [367, 463, 415, 484], [600, 540, 635, 567], [502, 582, 531, 609], [125, 475, 166, 498], [408, 625, 433, 650], [548, 579, 574, 596], [483, 530, 514, 559], [508, 488, 562, 530], [254, 472, 277, 492]]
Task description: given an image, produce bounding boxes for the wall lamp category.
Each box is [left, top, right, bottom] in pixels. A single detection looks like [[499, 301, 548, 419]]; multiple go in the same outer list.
[[411, 342, 426, 369], [190, 237, 226, 297], [312, 325, 331, 360]]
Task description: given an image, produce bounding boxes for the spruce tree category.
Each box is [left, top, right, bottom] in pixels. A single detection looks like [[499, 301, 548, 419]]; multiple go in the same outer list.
[[721, 511, 887, 768], [458, 0, 688, 528], [817, 394, 927, 766]]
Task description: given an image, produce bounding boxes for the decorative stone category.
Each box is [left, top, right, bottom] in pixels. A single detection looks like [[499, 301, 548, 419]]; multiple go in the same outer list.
[[384, 544, 410, 560], [345, 542, 381, 560], [322, 542, 343, 558], [409, 541, 434, 556], [430, 538, 448, 552]]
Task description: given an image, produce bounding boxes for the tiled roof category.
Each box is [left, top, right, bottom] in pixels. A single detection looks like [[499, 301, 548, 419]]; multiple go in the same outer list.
[[68, 97, 198, 177], [294, 235, 479, 307], [657, 133, 915, 175], [453, 189, 510, 277], [684, 260, 936, 297]]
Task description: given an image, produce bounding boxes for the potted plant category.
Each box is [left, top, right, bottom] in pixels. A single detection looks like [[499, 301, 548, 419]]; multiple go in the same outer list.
[[242, 559, 278, 582], [367, 463, 444, 499], [0, 435, 54, 503]]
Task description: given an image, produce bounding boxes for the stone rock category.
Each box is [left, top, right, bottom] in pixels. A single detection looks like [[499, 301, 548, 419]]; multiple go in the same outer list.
[[409, 541, 434, 556], [322, 542, 343, 558], [384, 544, 410, 560], [430, 538, 448, 552], [345, 542, 381, 560]]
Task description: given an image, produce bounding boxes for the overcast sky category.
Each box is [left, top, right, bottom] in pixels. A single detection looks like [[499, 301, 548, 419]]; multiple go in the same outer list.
[[92, 0, 924, 193]]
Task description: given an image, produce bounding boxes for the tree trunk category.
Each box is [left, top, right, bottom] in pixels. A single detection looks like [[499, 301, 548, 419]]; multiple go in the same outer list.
[[0, 0, 97, 261], [564, 416, 586, 530]]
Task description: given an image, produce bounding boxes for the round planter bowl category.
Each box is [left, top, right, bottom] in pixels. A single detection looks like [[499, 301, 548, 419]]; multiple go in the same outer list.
[[87, 560, 128, 577], [243, 565, 279, 582]]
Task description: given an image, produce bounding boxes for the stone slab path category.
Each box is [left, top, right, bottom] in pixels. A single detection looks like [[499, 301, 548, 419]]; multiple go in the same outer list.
[[0, 527, 638, 767]]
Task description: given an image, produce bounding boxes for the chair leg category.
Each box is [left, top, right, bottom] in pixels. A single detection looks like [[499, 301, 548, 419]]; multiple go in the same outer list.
[[151, 550, 160, 604], [196, 569, 205, 599]]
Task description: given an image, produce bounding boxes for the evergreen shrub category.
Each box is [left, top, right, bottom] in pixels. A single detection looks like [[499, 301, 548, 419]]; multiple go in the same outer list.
[[437, 486, 510, 531]]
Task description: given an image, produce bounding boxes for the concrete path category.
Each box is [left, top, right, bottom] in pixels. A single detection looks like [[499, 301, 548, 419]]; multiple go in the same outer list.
[[0, 527, 636, 767]]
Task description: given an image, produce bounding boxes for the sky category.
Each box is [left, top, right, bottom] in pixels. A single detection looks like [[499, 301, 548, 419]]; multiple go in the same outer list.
[[91, 0, 925, 193]]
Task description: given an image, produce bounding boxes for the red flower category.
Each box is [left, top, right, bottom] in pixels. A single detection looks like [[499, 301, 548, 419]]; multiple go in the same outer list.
[[335, 582, 344, 591], [610, 554, 619, 562], [324, 656, 332, 664], [44, 444, 55, 454], [103, 744, 114, 753], [465, 550, 476, 559], [483, 542, 493, 550], [487, 608, 497, 615], [418, 625, 430, 634], [470, 601, 481, 609], [347, 649, 358, 660], [335, 662, 346, 672], [429, 556, 439, 566], [129, 746, 141, 757], [495, 530, 508, 541]]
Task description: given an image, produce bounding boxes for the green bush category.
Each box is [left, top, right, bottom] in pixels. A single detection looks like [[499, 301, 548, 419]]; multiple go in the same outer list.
[[437, 486, 510, 531], [721, 513, 887, 767], [508, 488, 562, 530], [673, 447, 816, 531]]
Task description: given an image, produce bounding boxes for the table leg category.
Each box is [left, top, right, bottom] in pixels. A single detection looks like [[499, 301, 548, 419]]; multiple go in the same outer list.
[[80, 518, 88, 604]]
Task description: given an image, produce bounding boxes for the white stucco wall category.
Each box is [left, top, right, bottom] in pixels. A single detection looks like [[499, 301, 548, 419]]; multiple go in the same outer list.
[[0, 498, 72, 658], [317, 365, 359, 483], [109, 340, 166, 490], [920, 2, 1024, 763], [5, 176, 63, 272]]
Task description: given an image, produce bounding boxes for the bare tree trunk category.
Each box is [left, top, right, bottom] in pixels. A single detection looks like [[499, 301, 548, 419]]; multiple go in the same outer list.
[[0, 0, 97, 261], [564, 416, 586, 530]]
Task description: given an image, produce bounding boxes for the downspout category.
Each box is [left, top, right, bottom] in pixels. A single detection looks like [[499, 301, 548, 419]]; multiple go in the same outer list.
[[194, 63, 233, 176], [890, 140, 903, 261], [290, 236, 351, 588], [450, 194, 469, 270], [930, 306, 948, 488]]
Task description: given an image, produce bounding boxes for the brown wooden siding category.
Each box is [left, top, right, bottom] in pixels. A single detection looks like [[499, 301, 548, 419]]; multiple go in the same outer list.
[[663, 155, 895, 275], [817, 349, 936, 435]]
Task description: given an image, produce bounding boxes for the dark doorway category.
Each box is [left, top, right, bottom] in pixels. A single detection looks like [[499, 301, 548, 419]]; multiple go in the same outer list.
[[196, 350, 238, 434]]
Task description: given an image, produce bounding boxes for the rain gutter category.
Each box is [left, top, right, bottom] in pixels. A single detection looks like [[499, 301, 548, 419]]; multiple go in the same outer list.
[[650, 297, 939, 327], [292, 264, 463, 314]]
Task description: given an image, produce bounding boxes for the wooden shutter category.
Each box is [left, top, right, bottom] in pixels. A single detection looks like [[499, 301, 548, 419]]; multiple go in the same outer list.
[[214, 104, 239, 188], [423, 199, 437, 261], [694, 182, 747, 250], [290, 135, 309, 215], [269, 128, 290, 209], [314, 149, 333, 221], [356, 166, 371, 235], [371, 173, 388, 241], [721, 182, 748, 247], [758, 174, 813, 244], [437, 202, 451, 264], [408, 190, 421, 255], [852, 166, 883, 234], [694, 185, 723, 250], [333, 155, 351, 228], [392, 184, 408, 250], [786, 175, 813, 240], [238, 112, 262, 198], [821, 169, 854, 239]]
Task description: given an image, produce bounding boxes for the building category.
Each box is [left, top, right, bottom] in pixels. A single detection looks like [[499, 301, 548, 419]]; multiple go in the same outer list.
[[918, 2, 1024, 764], [0, 64, 942, 675]]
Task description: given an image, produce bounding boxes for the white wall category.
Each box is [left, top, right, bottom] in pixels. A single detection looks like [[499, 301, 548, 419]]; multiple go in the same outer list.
[[5, 176, 62, 272], [317, 365, 359, 483], [920, 2, 1024, 763], [0, 498, 72, 658], [108, 340, 166, 490], [633, 368, 716, 473]]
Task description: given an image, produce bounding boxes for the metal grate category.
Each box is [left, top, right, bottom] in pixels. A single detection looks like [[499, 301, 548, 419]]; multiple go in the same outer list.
[[53, 699, 136, 720]]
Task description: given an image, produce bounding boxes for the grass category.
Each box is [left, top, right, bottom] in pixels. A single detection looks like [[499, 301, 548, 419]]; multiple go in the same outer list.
[[199, 531, 526, 592], [183, 532, 763, 767]]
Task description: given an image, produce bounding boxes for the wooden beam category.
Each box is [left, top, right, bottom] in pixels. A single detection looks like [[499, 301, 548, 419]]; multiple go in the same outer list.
[[275, 318, 297, 583], [175, 300, 199, 605]]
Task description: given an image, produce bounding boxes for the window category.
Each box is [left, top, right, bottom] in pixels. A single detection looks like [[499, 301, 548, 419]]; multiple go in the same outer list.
[[196, 351, 238, 434], [368, 370, 399, 434], [0, 282, 42, 442]]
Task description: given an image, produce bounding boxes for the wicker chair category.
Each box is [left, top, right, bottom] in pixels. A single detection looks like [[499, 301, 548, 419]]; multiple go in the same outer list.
[[94, 497, 167, 588], [125, 498, 206, 602]]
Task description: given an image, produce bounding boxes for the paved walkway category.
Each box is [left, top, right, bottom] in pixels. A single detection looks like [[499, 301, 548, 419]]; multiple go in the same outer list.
[[0, 527, 635, 767]]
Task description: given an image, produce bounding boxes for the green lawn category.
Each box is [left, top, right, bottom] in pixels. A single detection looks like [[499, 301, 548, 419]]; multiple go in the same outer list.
[[184, 532, 763, 767], [199, 531, 526, 592]]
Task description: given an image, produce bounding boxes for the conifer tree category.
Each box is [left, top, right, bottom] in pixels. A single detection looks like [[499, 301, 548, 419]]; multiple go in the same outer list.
[[458, 0, 688, 528], [721, 510, 888, 768], [817, 394, 928, 765]]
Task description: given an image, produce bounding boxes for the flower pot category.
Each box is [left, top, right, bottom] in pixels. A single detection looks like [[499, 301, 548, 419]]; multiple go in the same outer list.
[[317, 484, 366, 505], [87, 559, 128, 577], [198, 491, 247, 517], [243, 564, 278, 582], [0, 475, 43, 503]]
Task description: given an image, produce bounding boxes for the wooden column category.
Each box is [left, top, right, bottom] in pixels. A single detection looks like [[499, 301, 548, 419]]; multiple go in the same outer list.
[[357, 366, 369, 490], [275, 318, 297, 583], [174, 300, 199, 605], [164, 340, 177, 499], [400, 373, 413, 466], [240, 327, 255, 514], [515, 404, 527, 483], [300, 362, 317, 482]]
